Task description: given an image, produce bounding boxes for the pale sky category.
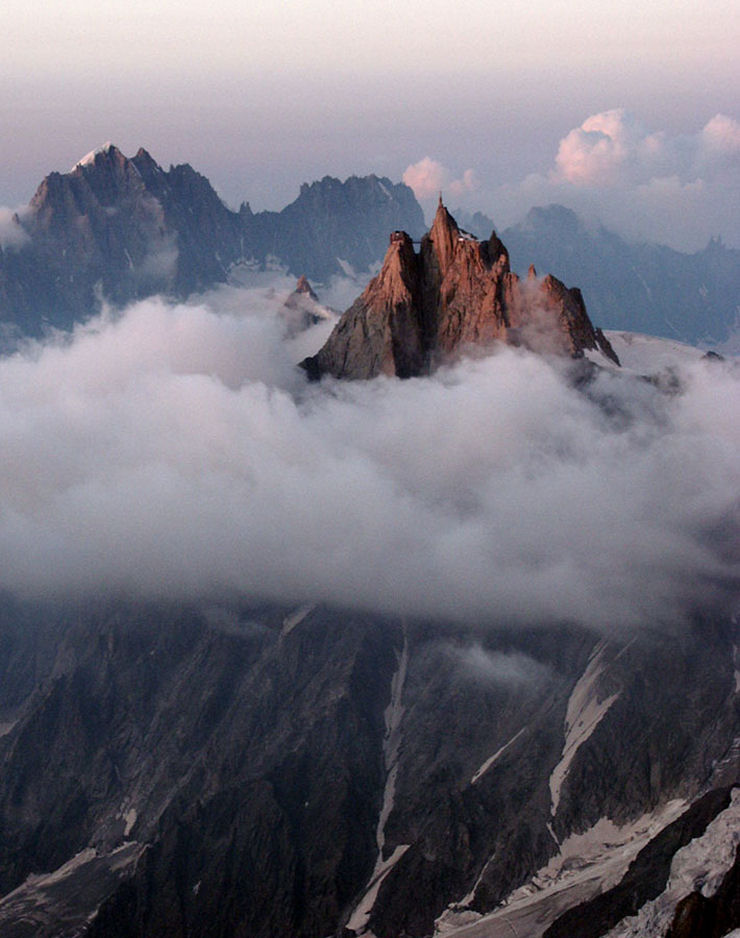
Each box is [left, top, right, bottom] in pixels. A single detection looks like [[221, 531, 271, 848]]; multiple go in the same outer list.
[[2, 0, 738, 247]]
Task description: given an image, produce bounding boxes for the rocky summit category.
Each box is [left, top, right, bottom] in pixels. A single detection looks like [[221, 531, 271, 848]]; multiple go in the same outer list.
[[0, 145, 424, 336], [302, 199, 619, 380]]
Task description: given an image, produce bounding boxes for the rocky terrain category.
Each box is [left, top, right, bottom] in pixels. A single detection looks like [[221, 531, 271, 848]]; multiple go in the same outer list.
[[0, 144, 424, 336], [0, 164, 736, 937], [455, 205, 740, 349], [0, 599, 735, 937], [303, 200, 618, 380]]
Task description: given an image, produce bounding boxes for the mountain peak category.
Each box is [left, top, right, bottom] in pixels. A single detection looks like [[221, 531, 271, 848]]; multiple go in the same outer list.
[[294, 274, 318, 300], [303, 203, 618, 379], [72, 142, 124, 171], [420, 198, 463, 285]]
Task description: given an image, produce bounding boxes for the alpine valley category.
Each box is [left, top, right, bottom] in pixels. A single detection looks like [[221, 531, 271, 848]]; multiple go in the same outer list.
[[0, 146, 737, 938]]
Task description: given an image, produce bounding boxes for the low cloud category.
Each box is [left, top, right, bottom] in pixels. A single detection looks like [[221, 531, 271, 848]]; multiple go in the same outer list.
[[403, 157, 478, 206], [0, 208, 29, 249], [447, 644, 552, 687], [0, 287, 737, 630]]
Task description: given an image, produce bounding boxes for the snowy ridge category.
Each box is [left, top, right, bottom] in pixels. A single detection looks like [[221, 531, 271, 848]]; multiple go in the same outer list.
[[604, 787, 740, 937], [549, 640, 620, 818], [347, 624, 409, 935], [73, 142, 116, 170], [603, 330, 709, 373], [435, 801, 688, 938]]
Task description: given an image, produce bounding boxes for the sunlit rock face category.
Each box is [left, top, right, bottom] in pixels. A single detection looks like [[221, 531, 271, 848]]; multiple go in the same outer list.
[[303, 199, 618, 380]]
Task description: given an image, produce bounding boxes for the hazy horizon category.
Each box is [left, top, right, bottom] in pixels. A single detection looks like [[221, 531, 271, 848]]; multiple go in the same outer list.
[[2, 0, 738, 250]]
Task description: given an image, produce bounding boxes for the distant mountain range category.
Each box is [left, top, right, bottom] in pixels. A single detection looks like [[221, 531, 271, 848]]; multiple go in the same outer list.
[[0, 144, 424, 336], [0, 144, 737, 348], [457, 205, 739, 348]]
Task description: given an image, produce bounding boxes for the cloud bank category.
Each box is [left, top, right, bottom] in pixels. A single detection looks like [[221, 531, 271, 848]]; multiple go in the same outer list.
[[410, 111, 740, 250], [552, 109, 740, 187], [403, 157, 478, 206], [0, 288, 737, 630], [541, 110, 740, 248]]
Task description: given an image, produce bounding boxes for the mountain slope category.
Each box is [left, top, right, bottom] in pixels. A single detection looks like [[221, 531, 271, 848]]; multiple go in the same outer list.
[[0, 600, 735, 937], [0, 147, 424, 336], [498, 205, 740, 347]]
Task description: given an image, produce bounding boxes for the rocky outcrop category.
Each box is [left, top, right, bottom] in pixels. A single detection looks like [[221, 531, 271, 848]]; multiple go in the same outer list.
[[303, 200, 619, 380], [302, 231, 426, 380], [281, 275, 334, 335], [500, 204, 740, 346]]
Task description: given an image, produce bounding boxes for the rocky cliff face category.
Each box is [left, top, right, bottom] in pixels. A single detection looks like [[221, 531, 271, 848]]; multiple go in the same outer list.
[[303, 200, 619, 380], [0, 600, 735, 937], [500, 204, 740, 347], [0, 147, 424, 337], [253, 174, 426, 284]]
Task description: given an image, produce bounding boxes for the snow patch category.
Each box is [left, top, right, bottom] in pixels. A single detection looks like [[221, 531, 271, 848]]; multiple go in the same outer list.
[[347, 845, 410, 933], [471, 727, 526, 784], [281, 603, 315, 635], [0, 841, 144, 933], [435, 800, 687, 938], [73, 142, 116, 170], [336, 257, 357, 278], [549, 640, 620, 817], [347, 626, 409, 935], [604, 787, 740, 937], [123, 808, 137, 836], [604, 330, 708, 373]]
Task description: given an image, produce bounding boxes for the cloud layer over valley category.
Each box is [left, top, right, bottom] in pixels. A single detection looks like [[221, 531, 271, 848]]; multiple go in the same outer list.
[[0, 287, 737, 630]]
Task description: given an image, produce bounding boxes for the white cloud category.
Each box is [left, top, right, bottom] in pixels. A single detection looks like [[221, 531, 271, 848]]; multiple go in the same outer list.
[[0, 287, 737, 631], [447, 644, 552, 687], [701, 114, 740, 156], [0, 208, 29, 249], [480, 111, 740, 250], [403, 157, 478, 204], [552, 110, 740, 189], [449, 168, 479, 198], [554, 109, 634, 186]]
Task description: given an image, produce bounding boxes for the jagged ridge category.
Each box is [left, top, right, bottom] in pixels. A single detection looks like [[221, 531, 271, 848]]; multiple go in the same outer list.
[[0, 145, 424, 336], [302, 199, 619, 380]]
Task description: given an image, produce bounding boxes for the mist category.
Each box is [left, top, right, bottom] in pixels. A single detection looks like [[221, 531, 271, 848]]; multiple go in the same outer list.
[[0, 286, 737, 630]]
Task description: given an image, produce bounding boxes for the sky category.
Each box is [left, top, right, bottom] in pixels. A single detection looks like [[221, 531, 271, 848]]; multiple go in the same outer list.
[[2, 0, 739, 249]]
